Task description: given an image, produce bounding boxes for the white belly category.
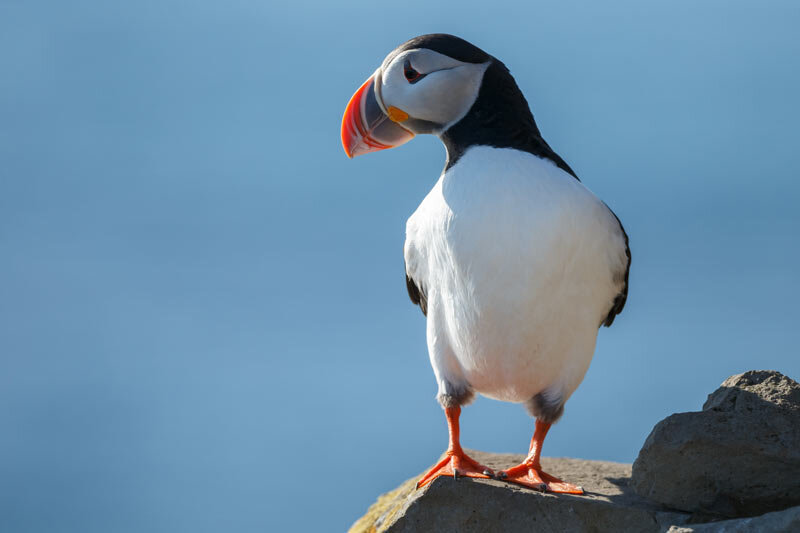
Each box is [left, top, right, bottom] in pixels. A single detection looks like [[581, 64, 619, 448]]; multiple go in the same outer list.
[[405, 147, 627, 404]]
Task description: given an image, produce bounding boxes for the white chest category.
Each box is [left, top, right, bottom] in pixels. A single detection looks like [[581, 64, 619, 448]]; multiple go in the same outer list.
[[404, 147, 626, 402]]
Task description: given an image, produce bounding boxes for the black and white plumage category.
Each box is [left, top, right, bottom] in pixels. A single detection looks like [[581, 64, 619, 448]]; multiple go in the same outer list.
[[404, 144, 628, 418], [342, 34, 630, 490]]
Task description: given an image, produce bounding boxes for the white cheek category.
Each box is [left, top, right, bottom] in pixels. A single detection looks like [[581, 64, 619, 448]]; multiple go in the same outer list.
[[380, 73, 416, 115], [416, 67, 485, 126], [380, 63, 488, 128]]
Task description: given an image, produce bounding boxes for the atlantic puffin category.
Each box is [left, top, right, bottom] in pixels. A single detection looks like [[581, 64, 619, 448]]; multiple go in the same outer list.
[[341, 34, 630, 494]]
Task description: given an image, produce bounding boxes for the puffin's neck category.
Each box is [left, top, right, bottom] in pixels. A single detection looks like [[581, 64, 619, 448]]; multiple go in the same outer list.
[[439, 60, 578, 180]]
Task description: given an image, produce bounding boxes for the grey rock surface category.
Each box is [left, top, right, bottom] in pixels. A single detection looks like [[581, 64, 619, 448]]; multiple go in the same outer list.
[[703, 370, 800, 413], [349, 451, 690, 533], [632, 370, 800, 518], [667, 505, 800, 532]]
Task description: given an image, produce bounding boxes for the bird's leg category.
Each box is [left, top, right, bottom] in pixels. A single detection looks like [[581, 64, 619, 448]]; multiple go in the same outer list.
[[416, 406, 494, 489], [498, 420, 584, 494]]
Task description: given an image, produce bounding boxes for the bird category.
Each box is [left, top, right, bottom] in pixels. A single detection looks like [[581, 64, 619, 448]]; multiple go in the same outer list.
[[340, 34, 630, 494]]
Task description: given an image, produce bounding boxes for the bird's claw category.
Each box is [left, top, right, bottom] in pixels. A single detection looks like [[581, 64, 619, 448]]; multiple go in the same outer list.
[[497, 463, 584, 494]]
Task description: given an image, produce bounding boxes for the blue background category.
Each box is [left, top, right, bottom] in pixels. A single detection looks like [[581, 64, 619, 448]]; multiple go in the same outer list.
[[2, 1, 798, 531]]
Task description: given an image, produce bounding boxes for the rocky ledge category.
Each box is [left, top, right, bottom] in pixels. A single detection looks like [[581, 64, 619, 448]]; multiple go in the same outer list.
[[350, 453, 688, 533], [350, 371, 800, 532]]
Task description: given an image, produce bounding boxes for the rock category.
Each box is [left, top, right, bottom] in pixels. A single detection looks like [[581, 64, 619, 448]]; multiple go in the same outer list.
[[349, 451, 690, 533], [632, 370, 800, 518], [703, 370, 800, 413], [666, 505, 800, 532]]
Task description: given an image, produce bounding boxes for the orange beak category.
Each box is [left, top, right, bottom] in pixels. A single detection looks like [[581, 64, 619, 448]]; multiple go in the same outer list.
[[341, 75, 415, 158]]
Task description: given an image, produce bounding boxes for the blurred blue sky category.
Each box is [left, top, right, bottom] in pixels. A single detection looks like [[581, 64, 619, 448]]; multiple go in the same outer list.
[[1, 1, 799, 531]]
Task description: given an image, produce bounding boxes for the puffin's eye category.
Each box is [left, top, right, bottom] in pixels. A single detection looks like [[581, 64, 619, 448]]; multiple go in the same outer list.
[[404, 60, 424, 84]]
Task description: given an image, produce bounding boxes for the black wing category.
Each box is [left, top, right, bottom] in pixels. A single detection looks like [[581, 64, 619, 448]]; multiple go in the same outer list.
[[602, 207, 631, 327], [404, 259, 427, 316]]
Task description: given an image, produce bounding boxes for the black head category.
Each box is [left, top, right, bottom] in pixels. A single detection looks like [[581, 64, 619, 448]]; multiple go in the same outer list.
[[342, 34, 576, 178]]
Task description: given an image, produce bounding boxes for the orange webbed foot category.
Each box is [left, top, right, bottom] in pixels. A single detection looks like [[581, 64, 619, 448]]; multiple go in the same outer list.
[[416, 449, 494, 489], [498, 462, 584, 494]]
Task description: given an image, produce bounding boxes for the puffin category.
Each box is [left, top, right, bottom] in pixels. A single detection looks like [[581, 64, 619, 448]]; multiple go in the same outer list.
[[341, 34, 630, 494]]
